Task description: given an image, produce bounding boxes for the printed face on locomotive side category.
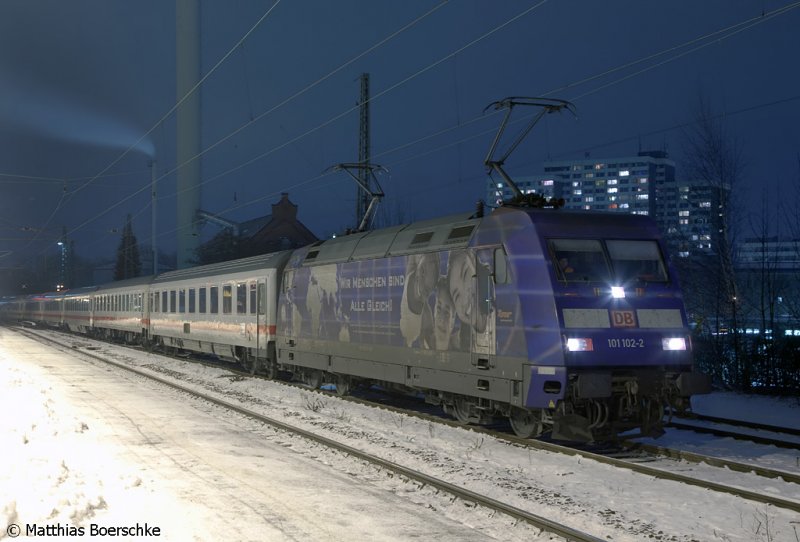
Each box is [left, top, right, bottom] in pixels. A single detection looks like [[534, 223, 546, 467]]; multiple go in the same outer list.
[[277, 248, 523, 356]]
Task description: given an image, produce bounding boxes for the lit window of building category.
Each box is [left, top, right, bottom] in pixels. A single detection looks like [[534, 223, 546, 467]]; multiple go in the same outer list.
[[608, 179, 618, 185], [700, 201, 711, 208], [608, 187, 618, 193], [620, 170, 630, 176], [636, 194, 649, 200], [679, 210, 690, 216]]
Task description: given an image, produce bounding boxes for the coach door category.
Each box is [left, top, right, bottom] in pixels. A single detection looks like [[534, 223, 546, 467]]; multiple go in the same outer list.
[[255, 280, 267, 357]]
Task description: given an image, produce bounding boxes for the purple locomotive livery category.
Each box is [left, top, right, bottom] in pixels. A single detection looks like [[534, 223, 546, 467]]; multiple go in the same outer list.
[[276, 206, 709, 441]]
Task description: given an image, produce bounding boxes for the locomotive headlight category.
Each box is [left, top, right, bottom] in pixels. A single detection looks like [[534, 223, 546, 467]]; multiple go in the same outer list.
[[662, 337, 687, 351], [610, 286, 626, 299], [567, 338, 594, 352]]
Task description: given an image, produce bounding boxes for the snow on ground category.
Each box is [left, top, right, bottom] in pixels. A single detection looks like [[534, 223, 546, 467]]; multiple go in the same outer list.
[[631, 392, 800, 477], [0, 330, 544, 541], [3, 327, 800, 541]]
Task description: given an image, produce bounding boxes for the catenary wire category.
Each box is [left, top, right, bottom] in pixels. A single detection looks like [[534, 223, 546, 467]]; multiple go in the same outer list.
[[27, 1, 800, 264]]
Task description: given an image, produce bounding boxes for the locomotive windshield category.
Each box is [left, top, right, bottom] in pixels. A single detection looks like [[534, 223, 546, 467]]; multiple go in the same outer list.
[[550, 238, 668, 283], [550, 239, 611, 282], [606, 239, 668, 283]]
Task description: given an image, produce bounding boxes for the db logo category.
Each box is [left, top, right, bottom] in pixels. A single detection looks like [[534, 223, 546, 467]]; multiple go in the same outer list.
[[611, 310, 637, 328]]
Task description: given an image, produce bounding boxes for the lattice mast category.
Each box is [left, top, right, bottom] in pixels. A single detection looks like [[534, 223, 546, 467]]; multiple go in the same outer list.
[[356, 73, 371, 227]]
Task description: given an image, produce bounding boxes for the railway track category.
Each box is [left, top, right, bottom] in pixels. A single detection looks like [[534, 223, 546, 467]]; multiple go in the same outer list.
[[626, 440, 800, 486], [13, 326, 604, 542], [664, 415, 800, 449], [676, 411, 800, 437], [17, 326, 800, 517]]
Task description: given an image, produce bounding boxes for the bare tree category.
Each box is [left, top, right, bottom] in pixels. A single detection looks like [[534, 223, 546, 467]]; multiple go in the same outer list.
[[681, 93, 746, 387]]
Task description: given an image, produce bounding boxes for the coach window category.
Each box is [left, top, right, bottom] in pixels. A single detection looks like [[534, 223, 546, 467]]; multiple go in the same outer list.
[[210, 286, 219, 314], [199, 287, 207, 313], [494, 247, 509, 284], [151, 293, 157, 313], [162, 291, 168, 313], [223, 285, 233, 314], [237, 282, 246, 314], [188, 288, 196, 313], [179, 289, 186, 313], [170, 290, 176, 313], [249, 282, 257, 314]]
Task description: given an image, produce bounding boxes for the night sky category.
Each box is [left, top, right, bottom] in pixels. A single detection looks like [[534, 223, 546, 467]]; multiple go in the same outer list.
[[1, 1, 798, 280]]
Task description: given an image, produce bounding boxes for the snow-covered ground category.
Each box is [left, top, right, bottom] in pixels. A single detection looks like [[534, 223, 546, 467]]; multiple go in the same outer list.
[[0, 329, 537, 541], [2, 327, 800, 541]]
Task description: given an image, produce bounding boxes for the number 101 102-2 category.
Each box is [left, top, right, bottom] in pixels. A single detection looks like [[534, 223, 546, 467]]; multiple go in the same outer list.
[[607, 338, 644, 348]]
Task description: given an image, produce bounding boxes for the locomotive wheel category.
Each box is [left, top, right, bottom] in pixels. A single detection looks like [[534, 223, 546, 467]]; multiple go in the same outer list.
[[264, 358, 277, 380], [452, 397, 474, 425], [509, 407, 543, 439], [303, 370, 323, 389], [334, 375, 351, 397]]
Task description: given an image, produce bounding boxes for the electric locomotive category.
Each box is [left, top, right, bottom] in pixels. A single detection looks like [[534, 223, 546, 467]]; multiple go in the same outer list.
[[275, 206, 709, 441]]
